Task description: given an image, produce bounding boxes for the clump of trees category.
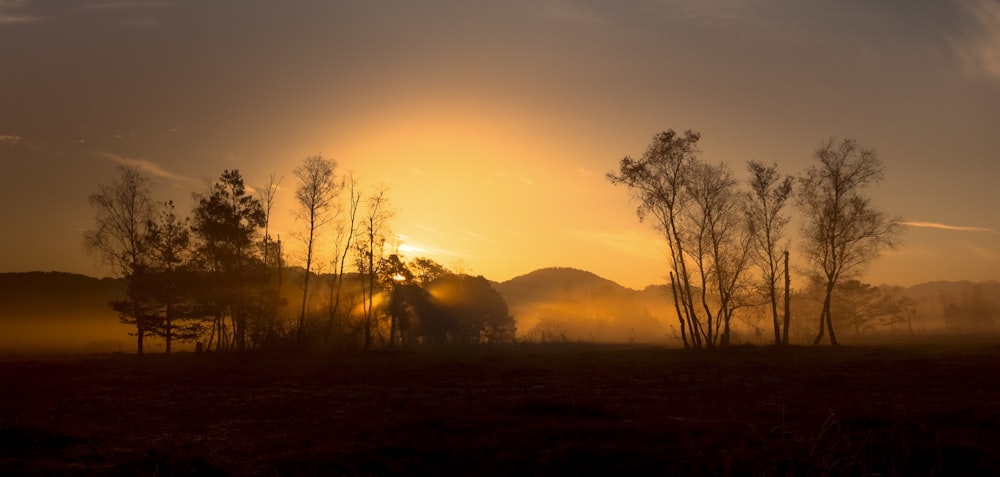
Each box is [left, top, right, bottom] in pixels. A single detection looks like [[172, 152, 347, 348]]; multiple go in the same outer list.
[[609, 130, 901, 347], [85, 159, 515, 354]]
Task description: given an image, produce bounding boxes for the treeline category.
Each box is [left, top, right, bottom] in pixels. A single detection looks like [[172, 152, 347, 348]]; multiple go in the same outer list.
[[609, 130, 902, 348], [85, 158, 515, 355]]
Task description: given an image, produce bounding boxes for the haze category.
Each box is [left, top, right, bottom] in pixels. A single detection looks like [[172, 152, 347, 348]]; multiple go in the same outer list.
[[2, 0, 999, 289]]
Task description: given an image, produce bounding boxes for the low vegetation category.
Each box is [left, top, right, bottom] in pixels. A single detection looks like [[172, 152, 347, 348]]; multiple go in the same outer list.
[[1, 343, 998, 475]]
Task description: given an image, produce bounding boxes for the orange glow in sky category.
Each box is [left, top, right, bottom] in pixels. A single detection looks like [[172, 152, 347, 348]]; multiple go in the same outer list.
[[1, 1, 999, 288]]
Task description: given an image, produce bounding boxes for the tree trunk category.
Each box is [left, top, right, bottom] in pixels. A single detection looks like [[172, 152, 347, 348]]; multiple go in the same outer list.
[[235, 308, 246, 351], [812, 307, 826, 345], [365, 237, 376, 351], [299, 230, 314, 342], [782, 251, 791, 345], [827, 301, 840, 347], [389, 303, 398, 349], [770, 289, 781, 345], [813, 280, 834, 345], [136, 325, 144, 355], [670, 272, 689, 349], [165, 302, 172, 354], [326, 272, 346, 345], [721, 311, 731, 346]]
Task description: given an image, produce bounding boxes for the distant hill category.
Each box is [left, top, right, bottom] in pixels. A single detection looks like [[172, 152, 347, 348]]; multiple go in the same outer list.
[[0, 272, 124, 320], [495, 268, 676, 344], [496, 267, 630, 304], [0, 272, 130, 353], [493, 269, 1000, 343]]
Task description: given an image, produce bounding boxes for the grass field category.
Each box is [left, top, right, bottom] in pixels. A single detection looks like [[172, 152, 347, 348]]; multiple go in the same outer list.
[[2, 343, 999, 476]]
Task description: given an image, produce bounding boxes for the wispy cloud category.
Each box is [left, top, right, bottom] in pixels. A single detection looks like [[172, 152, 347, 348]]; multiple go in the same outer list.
[[410, 223, 442, 235], [84, 1, 174, 10], [900, 221, 994, 233], [0, 0, 41, 24], [97, 151, 193, 183], [395, 234, 463, 259], [466, 231, 489, 241], [950, 0, 1000, 81], [0, 134, 20, 144], [965, 243, 999, 261]]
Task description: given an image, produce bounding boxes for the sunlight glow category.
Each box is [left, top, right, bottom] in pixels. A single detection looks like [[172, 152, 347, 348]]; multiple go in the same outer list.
[[398, 242, 427, 256]]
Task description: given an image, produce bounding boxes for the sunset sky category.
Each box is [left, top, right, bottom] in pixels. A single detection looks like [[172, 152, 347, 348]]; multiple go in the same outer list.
[[2, 0, 998, 289]]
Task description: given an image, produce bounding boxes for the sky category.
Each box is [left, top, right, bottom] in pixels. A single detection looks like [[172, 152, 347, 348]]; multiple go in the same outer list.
[[1, 0, 998, 289]]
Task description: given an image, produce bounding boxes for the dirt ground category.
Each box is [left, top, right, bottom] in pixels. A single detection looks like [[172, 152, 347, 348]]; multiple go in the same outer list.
[[1, 343, 999, 476]]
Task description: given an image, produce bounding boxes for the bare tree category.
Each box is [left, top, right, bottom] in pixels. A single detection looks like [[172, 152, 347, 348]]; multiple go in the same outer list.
[[797, 138, 902, 346], [609, 130, 701, 348], [745, 161, 794, 345], [610, 130, 752, 348], [293, 155, 341, 341], [356, 187, 392, 350], [685, 160, 753, 346], [257, 173, 283, 270], [254, 173, 284, 348], [84, 166, 155, 354], [326, 171, 361, 343]]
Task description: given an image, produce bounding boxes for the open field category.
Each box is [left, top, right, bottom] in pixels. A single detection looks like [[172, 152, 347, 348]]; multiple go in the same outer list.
[[2, 343, 999, 476]]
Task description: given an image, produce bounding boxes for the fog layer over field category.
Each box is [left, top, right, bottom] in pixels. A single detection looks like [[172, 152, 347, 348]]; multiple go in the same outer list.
[[2, 270, 999, 353]]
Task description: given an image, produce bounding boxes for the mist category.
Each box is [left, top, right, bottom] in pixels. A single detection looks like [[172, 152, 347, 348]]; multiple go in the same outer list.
[[0, 316, 132, 354]]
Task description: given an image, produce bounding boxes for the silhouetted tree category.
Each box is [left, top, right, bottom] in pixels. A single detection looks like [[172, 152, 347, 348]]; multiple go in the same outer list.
[[257, 173, 282, 270], [410, 257, 449, 286], [796, 138, 901, 346], [424, 274, 516, 345], [84, 166, 155, 354], [943, 284, 1000, 332], [388, 282, 435, 346], [294, 155, 341, 341], [327, 172, 361, 344], [191, 170, 266, 351], [892, 294, 919, 335], [355, 187, 392, 350], [254, 173, 285, 348], [609, 130, 751, 348], [686, 160, 753, 346], [145, 200, 200, 353], [378, 253, 412, 347], [608, 130, 703, 348], [830, 280, 882, 336], [745, 161, 794, 345]]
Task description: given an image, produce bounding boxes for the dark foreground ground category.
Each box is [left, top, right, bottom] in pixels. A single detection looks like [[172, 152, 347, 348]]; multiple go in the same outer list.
[[1, 343, 999, 476]]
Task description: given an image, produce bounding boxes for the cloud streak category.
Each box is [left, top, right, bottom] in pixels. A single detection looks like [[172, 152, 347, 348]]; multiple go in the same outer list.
[[84, 1, 174, 10], [950, 0, 1000, 81], [900, 221, 994, 233], [0, 0, 40, 24], [96, 151, 193, 183]]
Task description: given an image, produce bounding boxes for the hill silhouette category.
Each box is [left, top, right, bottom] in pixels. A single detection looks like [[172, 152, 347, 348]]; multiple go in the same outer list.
[[496, 267, 630, 303], [0, 272, 130, 353], [495, 267, 675, 343]]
